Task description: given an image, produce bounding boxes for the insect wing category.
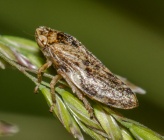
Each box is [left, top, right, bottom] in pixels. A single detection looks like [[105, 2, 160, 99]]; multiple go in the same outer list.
[[51, 44, 138, 109]]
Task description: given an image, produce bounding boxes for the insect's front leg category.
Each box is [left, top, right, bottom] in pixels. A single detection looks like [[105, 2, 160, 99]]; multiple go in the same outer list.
[[34, 60, 52, 93]]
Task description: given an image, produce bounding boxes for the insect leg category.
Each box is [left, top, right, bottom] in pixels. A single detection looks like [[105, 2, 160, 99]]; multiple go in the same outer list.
[[75, 90, 94, 118], [49, 75, 62, 112], [58, 70, 94, 118], [34, 60, 52, 93]]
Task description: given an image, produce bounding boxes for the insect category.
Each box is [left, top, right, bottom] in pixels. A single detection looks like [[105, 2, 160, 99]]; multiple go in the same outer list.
[[35, 26, 138, 117]]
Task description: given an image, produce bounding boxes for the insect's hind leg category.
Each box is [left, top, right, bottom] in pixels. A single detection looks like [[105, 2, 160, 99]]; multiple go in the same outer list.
[[49, 75, 62, 112], [58, 70, 94, 118], [76, 90, 94, 118]]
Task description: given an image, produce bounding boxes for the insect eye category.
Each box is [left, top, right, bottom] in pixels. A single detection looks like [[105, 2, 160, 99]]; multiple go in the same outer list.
[[39, 35, 47, 45]]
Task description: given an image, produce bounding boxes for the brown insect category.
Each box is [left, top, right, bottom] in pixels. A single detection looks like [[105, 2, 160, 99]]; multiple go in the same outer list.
[[35, 26, 139, 117]]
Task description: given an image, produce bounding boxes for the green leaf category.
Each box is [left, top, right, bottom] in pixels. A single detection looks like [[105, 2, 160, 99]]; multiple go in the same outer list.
[[75, 119, 107, 140], [121, 128, 134, 140], [39, 85, 84, 140], [114, 115, 163, 140], [55, 87, 102, 130], [94, 104, 122, 140]]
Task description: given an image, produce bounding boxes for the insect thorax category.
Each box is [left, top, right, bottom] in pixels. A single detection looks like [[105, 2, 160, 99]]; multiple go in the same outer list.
[[57, 32, 82, 47]]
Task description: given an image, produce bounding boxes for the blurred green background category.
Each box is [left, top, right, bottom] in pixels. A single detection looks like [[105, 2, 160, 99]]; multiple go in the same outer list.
[[0, 0, 164, 139]]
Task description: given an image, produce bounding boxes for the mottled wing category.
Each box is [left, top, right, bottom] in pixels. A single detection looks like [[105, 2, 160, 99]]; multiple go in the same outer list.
[[116, 75, 146, 94], [50, 43, 138, 109]]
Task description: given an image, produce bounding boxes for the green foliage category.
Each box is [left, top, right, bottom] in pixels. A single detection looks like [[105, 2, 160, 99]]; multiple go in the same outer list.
[[0, 35, 163, 140]]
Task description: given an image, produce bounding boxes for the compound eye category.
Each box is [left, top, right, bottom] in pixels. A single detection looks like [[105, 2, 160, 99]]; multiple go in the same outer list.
[[39, 35, 48, 45]]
